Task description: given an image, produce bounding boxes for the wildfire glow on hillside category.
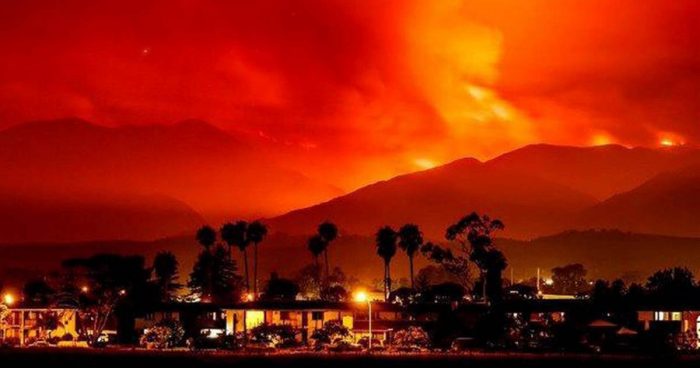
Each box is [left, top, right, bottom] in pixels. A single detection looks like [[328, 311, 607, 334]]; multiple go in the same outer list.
[[1, 0, 699, 192]]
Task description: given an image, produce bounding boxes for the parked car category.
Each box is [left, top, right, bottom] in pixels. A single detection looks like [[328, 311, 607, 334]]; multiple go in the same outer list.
[[451, 337, 478, 352]]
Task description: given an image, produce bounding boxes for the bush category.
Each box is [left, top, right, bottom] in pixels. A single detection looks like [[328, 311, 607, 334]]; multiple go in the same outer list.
[[311, 320, 352, 347], [249, 323, 298, 348], [1, 337, 20, 347], [218, 333, 245, 350], [139, 319, 185, 349], [61, 332, 75, 341], [392, 326, 430, 350]]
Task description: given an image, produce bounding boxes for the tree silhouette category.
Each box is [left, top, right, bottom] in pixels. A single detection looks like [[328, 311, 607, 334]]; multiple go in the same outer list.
[[646, 267, 698, 301], [317, 221, 338, 279], [307, 235, 325, 268], [247, 220, 268, 297], [195, 225, 217, 297], [551, 263, 587, 294], [221, 221, 250, 292], [375, 226, 398, 299], [445, 212, 506, 303], [61, 254, 153, 344], [398, 224, 423, 289], [262, 272, 299, 301], [196, 225, 217, 250], [153, 251, 180, 302], [189, 245, 242, 303], [420, 242, 472, 289], [23, 279, 55, 307]]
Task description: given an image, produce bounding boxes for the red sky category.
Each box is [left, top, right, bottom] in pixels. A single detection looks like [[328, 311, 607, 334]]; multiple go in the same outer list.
[[1, 0, 699, 190]]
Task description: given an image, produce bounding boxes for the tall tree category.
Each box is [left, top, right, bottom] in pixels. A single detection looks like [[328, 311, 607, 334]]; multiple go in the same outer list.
[[153, 251, 180, 302], [398, 224, 423, 289], [375, 226, 398, 299], [195, 225, 217, 296], [317, 221, 338, 279], [220, 222, 238, 258], [189, 245, 242, 303], [307, 235, 325, 269], [247, 221, 268, 296], [445, 212, 506, 303], [221, 221, 250, 292], [195, 225, 217, 250], [61, 254, 153, 344]]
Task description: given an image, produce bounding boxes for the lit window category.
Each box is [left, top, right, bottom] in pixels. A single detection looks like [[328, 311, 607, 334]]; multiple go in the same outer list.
[[672, 312, 682, 321], [245, 310, 264, 330]]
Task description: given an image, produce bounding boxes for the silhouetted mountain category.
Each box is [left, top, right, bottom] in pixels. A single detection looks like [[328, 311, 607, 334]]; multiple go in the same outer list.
[[268, 157, 598, 239], [487, 144, 700, 200], [269, 144, 700, 240], [0, 118, 342, 241], [578, 165, 700, 237], [0, 193, 204, 243]]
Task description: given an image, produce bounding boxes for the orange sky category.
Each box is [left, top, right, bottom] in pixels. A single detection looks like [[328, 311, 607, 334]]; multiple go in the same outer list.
[[1, 0, 699, 190]]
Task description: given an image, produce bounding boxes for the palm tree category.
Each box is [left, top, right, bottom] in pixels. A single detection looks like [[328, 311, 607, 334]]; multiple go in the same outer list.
[[196, 225, 217, 251], [317, 221, 338, 279], [195, 226, 217, 301], [231, 220, 250, 291], [398, 224, 423, 289], [247, 221, 268, 296], [306, 235, 326, 280], [220, 222, 238, 259], [375, 226, 398, 299]]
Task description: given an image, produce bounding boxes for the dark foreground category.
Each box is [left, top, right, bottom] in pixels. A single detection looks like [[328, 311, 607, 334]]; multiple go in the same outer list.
[[2, 349, 700, 368]]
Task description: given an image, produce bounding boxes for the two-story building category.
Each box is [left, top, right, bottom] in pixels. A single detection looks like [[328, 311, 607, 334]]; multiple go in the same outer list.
[[0, 308, 79, 346]]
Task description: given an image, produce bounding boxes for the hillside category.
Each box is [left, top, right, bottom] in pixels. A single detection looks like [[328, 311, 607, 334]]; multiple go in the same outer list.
[[268, 157, 597, 239], [486, 144, 700, 200], [578, 165, 700, 237], [499, 229, 700, 282], [0, 118, 342, 242]]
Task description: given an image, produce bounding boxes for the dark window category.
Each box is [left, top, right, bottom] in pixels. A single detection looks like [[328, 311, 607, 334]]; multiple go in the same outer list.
[[280, 311, 292, 320], [311, 311, 324, 321]]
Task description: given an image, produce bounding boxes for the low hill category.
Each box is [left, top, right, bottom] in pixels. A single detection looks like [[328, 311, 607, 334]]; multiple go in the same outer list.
[[0, 193, 204, 243], [500, 229, 700, 282], [578, 165, 700, 237]]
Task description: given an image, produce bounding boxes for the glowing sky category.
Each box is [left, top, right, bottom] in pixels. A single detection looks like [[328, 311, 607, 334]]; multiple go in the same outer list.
[[1, 0, 699, 190]]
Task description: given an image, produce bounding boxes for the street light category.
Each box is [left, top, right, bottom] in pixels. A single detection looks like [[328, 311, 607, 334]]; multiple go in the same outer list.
[[2, 293, 15, 306], [353, 290, 372, 351]]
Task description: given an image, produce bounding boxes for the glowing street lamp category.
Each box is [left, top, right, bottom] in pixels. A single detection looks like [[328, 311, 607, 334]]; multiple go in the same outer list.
[[353, 290, 372, 351], [3, 293, 15, 306]]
